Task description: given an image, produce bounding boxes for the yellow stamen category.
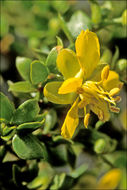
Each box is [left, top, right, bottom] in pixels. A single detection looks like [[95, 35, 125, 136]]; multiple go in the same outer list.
[[114, 96, 121, 103], [101, 65, 110, 81], [78, 99, 88, 109], [76, 87, 84, 94], [82, 85, 100, 101], [84, 113, 90, 128], [109, 88, 120, 97], [98, 110, 104, 120], [103, 96, 116, 105], [110, 106, 120, 113]]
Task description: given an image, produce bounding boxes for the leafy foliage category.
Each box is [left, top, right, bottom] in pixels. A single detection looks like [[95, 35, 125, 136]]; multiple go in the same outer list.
[[0, 1, 126, 190]]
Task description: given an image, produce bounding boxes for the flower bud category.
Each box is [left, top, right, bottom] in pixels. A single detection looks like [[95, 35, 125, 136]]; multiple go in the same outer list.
[[97, 169, 121, 190], [94, 138, 106, 154], [100, 49, 112, 64], [48, 18, 60, 32], [116, 59, 127, 73]]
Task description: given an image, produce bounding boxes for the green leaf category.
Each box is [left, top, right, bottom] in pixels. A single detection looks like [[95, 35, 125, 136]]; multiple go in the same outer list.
[[111, 46, 119, 69], [0, 145, 6, 160], [44, 81, 77, 104], [48, 144, 67, 166], [50, 173, 74, 190], [17, 120, 44, 133], [30, 60, 49, 85], [67, 145, 76, 169], [91, 1, 102, 24], [52, 135, 73, 145], [16, 57, 32, 81], [69, 164, 88, 178], [27, 162, 54, 189], [51, 1, 69, 14], [11, 99, 40, 125], [1, 128, 16, 141], [32, 48, 49, 62], [43, 109, 57, 134], [89, 62, 107, 81], [8, 81, 36, 93], [94, 138, 107, 154], [0, 123, 15, 136], [95, 120, 104, 130], [0, 92, 15, 122], [1, 15, 9, 37], [12, 164, 21, 185], [35, 113, 46, 122], [100, 48, 112, 64], [12, 134, 47, 160], [68, 11, 92, 38], [116, 59, 127, 72], [56, 36, 63, 47], [46, 47, 62, 73], [112, 25, 127, 39], [114, 152, 127, 169], [116, 59, 127, 83]]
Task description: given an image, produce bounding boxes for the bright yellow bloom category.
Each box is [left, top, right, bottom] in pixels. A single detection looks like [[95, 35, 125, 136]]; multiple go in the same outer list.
[[97, 168, 121, 189], [44, 29, 123, 139]]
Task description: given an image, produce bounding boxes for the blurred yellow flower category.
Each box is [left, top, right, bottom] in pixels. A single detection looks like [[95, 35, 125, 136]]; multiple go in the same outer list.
[[97, 168, 121, 189], [44, 29, 123, 139]]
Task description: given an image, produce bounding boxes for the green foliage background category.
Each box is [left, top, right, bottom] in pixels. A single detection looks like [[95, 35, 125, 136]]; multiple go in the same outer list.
[[0, 0, 127, 190]]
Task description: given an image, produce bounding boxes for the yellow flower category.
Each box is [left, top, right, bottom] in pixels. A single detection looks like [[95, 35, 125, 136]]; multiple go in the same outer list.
[[97, 168, 121, 189], [44, 29, 123, 139]]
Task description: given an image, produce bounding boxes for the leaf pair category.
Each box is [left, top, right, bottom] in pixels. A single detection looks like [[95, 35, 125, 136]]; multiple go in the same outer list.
[[9, 57, 49, 93]]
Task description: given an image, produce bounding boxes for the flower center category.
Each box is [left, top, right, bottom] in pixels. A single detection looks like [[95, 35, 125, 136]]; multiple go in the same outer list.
[[77, 80, 119, 112]]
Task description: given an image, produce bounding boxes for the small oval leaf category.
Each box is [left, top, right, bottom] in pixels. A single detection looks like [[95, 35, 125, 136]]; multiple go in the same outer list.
[[43, 109, 57, 134], [12, 134, 47, 160], [30, 60, 49, 85], [8, 81, 36, 93], [0, 92, 15, 122], [17, 120, 44, 133], [16, 57, 32, 81], [11, 99, 40, 125], [46, 47, 60, 73]]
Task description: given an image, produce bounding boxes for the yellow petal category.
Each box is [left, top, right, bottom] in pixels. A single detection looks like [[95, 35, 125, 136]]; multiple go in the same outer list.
[[103, 71, 123, 92], [75, 29, 100, 79], [89, 100, 110, 122], [61, 98, 79, 139], [109, 87, 120, 97], [56, 48, 80, 79], [58, 77, 82, 94], [89, 63, 107, 82], [101, 65, 110, 81], [44, 81, 77, 104], [114, 96, 121, 103], [97, 169, 121, 190], [84, 113, 90, 128]]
